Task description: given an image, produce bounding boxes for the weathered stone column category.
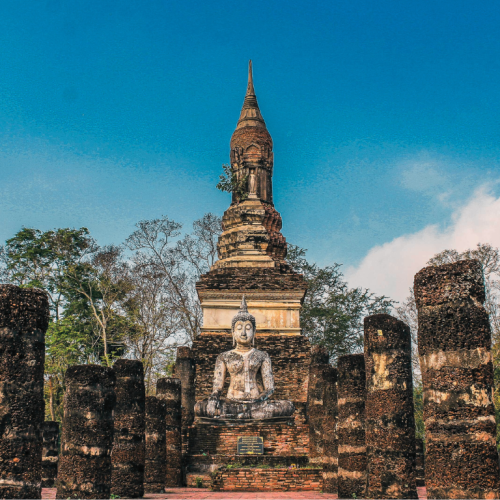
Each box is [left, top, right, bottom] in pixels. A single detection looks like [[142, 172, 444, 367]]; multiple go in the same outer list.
[[174, 346, 195, 427], [56, 365, 116, 499], [364, 313, 418, 499], [144, 396, 167, 493], [174, 346, 195, 457], [111, 359, 145, 498], [415, 438, 425, 487], [337, 353, 366, 499], [322, 365, 338, 494], [414, 259, 500, 499], [157, 377, 182, 487], [307, 346, 329, 468], [0, 285, 49, 499], [42, 421, 60, 487]]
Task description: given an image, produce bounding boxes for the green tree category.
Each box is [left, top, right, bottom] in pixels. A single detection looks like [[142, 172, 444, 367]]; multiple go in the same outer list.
[[61, 245, 135, 367], [0, 227, 95, 319], [1, 228, 137, 419], [216, 163, 248, 203], [286, 245, 394, 359]]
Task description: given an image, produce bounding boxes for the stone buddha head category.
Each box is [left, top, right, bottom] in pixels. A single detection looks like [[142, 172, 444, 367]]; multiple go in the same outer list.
[[231, 296, 256, 347]]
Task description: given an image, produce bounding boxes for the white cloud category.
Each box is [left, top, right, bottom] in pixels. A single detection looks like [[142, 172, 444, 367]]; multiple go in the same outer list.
[[399, 158, 448, 193], [345, 185, 500, 304]]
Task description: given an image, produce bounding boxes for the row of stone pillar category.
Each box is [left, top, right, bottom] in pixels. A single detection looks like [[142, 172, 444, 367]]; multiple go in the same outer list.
[[56, 365, 183, 499], [309, 258, 500, 499], [0, 283, 184, 499]]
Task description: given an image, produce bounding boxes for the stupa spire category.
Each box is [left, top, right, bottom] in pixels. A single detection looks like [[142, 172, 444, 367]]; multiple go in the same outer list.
[[247, 60, 255, 95], [237, 60, 266, 129]]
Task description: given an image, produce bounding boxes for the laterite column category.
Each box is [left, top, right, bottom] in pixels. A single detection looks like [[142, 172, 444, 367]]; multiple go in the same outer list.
[[0, 285, 49, 499], [174, 347, 195, 454], [307, 346, 330, 468], [111, 359, 146, 498], [144, 396, 167, 493], [42, 421, 60, 487], [364, 314, 418, 499], [414, 259, 500, 499], [337, 353, 367, 499], [157, 378, 182, 486], [415, 439, 425, 487], [56, 365, 116, 499], [322, 365, 338, 494]]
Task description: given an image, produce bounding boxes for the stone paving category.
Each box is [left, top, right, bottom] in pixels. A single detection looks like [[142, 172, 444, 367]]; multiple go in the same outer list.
[[42, 486, 428, 499]]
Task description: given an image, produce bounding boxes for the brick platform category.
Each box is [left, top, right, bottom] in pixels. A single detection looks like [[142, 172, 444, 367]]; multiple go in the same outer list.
[[211, 468, 323, 492], [189, 419, 309, 456]]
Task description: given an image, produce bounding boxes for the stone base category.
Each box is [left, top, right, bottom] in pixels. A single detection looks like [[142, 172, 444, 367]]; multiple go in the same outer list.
[[211, 467, 323, 492]]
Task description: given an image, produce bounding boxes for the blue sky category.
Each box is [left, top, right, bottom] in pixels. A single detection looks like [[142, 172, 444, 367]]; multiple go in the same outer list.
[[1, 0, 500, 301]]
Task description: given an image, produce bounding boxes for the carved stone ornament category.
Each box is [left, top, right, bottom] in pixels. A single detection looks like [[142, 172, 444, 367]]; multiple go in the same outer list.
[[194, 296, 295, 420]]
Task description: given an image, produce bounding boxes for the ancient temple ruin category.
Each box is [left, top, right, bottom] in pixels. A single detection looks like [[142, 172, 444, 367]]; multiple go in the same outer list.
[[2, 62, 500, 500]]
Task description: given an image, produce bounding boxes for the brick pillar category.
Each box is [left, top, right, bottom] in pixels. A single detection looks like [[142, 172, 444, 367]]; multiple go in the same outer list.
[[364, 314, 418, 499], [322, 365, 338, 494], [42, 421, 59, 487], [337, 353, 366, 499], [415, 439, 425, 487], [0, 285, 49, 499], [307, 346, 330, 468], [144, 396, 167, 493], [414, 259, 500, 499], [174, 346, 195, 455], [56, 365, 116, 499], [157, 377, 182, 486], [111, 359, 145, 498]]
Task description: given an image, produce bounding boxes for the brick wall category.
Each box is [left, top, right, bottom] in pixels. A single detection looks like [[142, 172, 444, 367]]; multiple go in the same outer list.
[[188, 420, 309, 456], [211, 468, 323, 492]]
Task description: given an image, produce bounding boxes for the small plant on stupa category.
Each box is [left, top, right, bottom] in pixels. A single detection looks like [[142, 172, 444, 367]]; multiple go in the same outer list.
[[216, 163, 248, 203]]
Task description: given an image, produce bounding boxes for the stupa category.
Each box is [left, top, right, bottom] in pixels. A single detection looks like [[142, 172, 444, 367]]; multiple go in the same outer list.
[[196, 60, 308, 335], [177, 62, 314, 489]]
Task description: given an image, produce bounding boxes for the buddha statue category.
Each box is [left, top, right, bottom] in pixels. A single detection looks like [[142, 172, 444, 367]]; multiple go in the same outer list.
[[195, 297, 295, 420]]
